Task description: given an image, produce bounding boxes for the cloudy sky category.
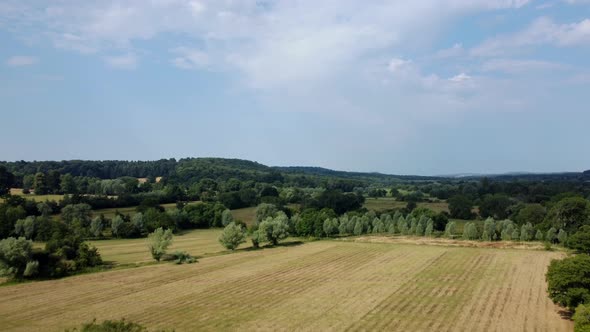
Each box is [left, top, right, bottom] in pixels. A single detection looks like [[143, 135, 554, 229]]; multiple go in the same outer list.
[[1, 1, 589, 175]]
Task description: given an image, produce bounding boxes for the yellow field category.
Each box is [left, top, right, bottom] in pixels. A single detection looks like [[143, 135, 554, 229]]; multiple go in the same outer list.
[[364, 197, 450, 213], [89, 229, 248, 265], [0, 239, 571, 331]]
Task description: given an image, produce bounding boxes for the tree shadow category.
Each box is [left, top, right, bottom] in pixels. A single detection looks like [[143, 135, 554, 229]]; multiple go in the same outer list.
[[558, 309, 573, 321]]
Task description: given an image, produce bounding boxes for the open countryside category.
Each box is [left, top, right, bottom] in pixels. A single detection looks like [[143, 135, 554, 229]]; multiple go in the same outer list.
[[0, 238, 571, 331], [3, 1, 590, 331]]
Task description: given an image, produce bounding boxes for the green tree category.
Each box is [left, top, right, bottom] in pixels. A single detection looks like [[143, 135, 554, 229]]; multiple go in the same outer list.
[[547, 254, 590, 311], [147, 227, 173, 261], [0, 166, 15, 196], [219, 222, 247, 250], [558, 229, 568, 245], [520, 223, 534, 241], [425, 219, 434, 237], [547, 227, 558, 243], [90, 217, 104, 238], [60, 173, 78, 194], [479, 194, 512, 219], [445, 221, 456, 238], [323, 218, 339, 237], [448, 195, 474, 220], [463, 222, 479, 240], [255, 203, 278, 225], [545, 197, 590, 234], [0, 237, 39, 279], [221, 209, 234, 226], [33, 172, 49, 195], [481, 217, 496, 241], [535, 229, 544, 241], [515, 204, 546, 226], [568, 226, 590, 254], [258, 215, 289, 245], [111, 215, 125, 238]]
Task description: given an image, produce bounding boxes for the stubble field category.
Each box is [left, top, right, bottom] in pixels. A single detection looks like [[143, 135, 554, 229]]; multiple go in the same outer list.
[[0, 235, 571, 332]]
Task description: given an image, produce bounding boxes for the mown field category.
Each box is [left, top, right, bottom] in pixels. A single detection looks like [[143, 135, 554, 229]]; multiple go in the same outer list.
[[363, 197, 450, 213], [88, 229, 241, 265], [0, 236, 571, 331]]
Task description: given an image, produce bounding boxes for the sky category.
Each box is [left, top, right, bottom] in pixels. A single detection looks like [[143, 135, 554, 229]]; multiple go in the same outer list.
[[1, 0, 590, 175]]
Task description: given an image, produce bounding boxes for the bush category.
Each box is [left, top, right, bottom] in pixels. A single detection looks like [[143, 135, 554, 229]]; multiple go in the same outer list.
[[66, 319, 147, 332], [172, 251, 196, 264], [574, 304, 590, 332]]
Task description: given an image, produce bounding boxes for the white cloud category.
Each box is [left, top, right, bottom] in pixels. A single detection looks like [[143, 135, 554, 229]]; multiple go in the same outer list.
[[472, 17, 590, 56], [5, 55, 38, 66], [103, 53, 138, 69], [0, 0, 531, 87], [449, 73, 471, 82]]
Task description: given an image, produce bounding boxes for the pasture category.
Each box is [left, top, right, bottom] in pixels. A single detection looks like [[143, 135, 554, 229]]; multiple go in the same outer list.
[[0, 238, 571, 331]]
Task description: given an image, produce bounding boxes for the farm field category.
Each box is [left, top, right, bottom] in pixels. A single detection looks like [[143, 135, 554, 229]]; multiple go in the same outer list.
[[88, 228, 242, 265], [91, 201, 201, 219], [364, 197, 450, 213], [0, 239, 571, 331], [2, 188, 64, 203]]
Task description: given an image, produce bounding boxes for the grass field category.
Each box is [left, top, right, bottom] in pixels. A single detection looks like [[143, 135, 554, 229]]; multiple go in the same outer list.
[[0, 238, 571, 331], [231, 206, 257, 225], [364, 197, 450, 213], [88, 229, 248, 265], [92, 201, 201, 219], [1, 188, 64, 203]]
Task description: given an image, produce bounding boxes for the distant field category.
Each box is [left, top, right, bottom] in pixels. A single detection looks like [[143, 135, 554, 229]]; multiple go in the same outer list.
[[0, 239, 571, 331], [364, 197, 449, 213], [89, 229, 243, 265], [3, 188, 64, 203], [92, 201, 200, 219], [231, 206, 257, 225]]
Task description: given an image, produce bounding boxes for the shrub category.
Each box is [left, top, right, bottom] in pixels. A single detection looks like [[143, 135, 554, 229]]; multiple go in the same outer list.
[[219, 222, 247, 250], [66, 319, 147, 332], [172, 251, 196, 264], [574, 304, 590, 332]]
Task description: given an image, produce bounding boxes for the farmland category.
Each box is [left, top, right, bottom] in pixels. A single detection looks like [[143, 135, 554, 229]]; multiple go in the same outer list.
[[88, 229, 242, 265], [0, 238, 571, 331], [363, 197, 450, 213]]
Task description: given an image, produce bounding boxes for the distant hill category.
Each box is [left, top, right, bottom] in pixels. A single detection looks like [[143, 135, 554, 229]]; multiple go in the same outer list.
[[1, 158, 588, 185]]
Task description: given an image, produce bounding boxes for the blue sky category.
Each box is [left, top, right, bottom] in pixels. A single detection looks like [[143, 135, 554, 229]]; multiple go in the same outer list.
[[1, 1, 589, 175]]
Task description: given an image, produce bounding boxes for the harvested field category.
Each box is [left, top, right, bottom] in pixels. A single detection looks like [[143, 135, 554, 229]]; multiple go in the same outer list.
[[88, 229, 244, 265], [0, 240, 571, 331], [364, 198, 450, 213]]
